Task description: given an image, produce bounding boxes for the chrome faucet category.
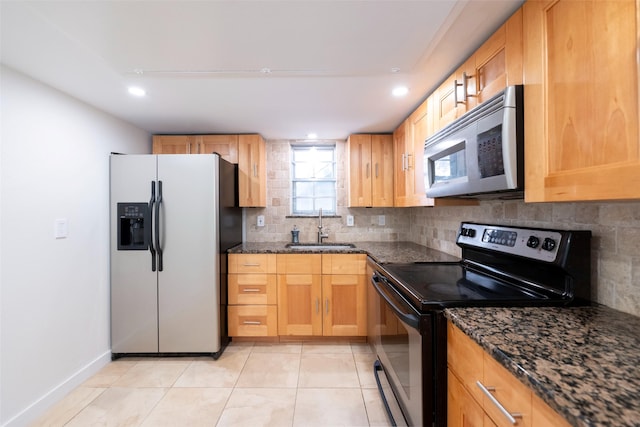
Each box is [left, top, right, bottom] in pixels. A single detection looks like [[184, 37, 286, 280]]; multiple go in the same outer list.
[[317, 208, 329, 243]]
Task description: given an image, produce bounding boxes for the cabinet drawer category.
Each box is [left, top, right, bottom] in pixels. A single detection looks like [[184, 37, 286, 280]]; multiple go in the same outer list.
[[321, 254, 366, 275], [447, 321, 485, 405], [229, 254, 276, 274], [228, 274, 276, 305], [276, 254, 322, 274], [481, 350, 532, 427], [228, 305, 277, 337]]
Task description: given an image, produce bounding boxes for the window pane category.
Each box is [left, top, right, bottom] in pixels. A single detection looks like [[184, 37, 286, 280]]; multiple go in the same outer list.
[[293, 163, 314, 179], [291, 144, 336, 215], [315, 182, 334, 197], [315, 162, 334, 179], [294, 182, 314, 197], [295, 198, 314, 213]]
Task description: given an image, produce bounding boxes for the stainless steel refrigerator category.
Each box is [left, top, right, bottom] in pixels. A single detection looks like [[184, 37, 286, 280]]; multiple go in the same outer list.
[[110, 154, 242, 358]]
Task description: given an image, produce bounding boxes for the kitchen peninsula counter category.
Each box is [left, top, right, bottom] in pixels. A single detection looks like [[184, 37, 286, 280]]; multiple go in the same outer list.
[[228, 241, 460, 264], [445, 305, 640, 427]]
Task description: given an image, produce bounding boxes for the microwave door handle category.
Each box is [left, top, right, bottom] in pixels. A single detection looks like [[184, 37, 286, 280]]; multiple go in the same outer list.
[[371, 273, 420, 329], [502, 104, 518, 189]]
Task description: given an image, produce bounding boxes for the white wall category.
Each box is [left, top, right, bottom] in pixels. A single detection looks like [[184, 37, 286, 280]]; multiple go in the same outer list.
[[0, 66, 150, 426]]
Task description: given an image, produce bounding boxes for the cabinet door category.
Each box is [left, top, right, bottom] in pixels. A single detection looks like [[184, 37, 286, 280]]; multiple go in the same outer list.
[[152, 135, 195, 154], [198, 135, 239, 163], [448, 369, 485, 427], [474, 9, 523, 104], [433, 57, 475, 132], [277, 273, 322, 336], [407, 99, 433, 206], [238, 134, 267, 207], [393, 119, 412, 206], [524, 0, 640, 202], [371, 134, 394, 206], [322, 273, 367, 336], [347, 134, 373, 207]]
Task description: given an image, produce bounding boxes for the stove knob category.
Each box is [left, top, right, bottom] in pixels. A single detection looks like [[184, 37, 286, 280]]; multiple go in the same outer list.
[[467, 228, 476, 238], [542, 238, 557, 251], [526, 236, 540, 248]]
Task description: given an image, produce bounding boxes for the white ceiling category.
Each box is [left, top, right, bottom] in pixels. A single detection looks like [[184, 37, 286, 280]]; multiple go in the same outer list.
[[1, 0, 523, 140]]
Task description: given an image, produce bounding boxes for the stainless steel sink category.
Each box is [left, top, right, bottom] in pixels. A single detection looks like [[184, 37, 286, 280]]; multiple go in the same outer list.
[[285, 243, 356, 250]]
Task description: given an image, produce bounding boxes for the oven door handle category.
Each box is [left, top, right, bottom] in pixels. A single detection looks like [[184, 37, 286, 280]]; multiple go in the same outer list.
[[372, 273, 420, 329]]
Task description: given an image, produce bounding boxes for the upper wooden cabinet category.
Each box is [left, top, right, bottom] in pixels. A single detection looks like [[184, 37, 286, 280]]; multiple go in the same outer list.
[[474, 8, 523, 104], [238, 134, 267, 207], [394, 99, 433, 207], [347, 134, 394, 207], [433, 56, 477, 131], [432, 9, 523, 134], [152, 134, 238, 163], [523, 0, 640, 202]]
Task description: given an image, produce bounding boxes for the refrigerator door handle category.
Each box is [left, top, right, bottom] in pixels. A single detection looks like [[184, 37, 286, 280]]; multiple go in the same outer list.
[[148, 181, 157, 272], [155, 180, 163, 271]]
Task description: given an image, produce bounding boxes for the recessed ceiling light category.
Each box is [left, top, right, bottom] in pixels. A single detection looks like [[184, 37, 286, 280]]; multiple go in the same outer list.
[[307, 133, 318, 140], [128, 86, 146, 97], [392, 86, 409, 97], [391, 67, 401, 73]]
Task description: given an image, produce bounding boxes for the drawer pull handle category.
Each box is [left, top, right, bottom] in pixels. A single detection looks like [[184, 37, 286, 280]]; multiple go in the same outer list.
[[242, 263, 261, 267], [476, 381, 522, 425], [242, 288, 261, 293], [243, 320, 262, 325]]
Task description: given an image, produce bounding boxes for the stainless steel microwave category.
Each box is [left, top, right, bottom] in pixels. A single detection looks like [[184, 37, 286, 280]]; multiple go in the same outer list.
[[423, 85, 524, 199]]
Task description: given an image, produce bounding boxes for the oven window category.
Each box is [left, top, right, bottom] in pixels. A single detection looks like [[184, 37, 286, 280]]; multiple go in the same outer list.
[[431, 142, 466, 184], [380, 317, 412, 397], [477, 125, 504, 178]]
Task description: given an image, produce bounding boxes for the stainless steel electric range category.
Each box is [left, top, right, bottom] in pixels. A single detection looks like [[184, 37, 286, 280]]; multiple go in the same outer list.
[[367, 222, 592, 426]]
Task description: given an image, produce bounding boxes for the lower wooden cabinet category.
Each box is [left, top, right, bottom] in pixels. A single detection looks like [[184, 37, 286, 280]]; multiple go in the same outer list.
[[277, 253, 367, 337], [228, 253, 367, 338], [227, 254, 278, 337], [447, 321, 570, 427]]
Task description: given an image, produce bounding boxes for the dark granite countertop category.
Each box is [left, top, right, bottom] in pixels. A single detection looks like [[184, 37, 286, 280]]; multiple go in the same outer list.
[[445, 305, 640, 427], [228, 241, 460, 264]]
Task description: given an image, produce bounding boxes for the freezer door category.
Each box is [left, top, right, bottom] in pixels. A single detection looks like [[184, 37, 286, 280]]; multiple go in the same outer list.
[[110, 155, 159, 353], [157, 155, 221, 353]]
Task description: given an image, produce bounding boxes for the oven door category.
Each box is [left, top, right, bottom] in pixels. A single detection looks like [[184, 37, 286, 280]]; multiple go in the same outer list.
[[370, 271, 426, 427]]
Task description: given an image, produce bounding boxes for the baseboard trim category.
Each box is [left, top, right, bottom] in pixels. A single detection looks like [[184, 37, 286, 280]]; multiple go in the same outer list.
[[2, 350, 112, 427]]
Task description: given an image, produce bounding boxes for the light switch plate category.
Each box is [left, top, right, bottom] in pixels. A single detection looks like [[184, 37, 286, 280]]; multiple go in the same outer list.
[[378, 215, 385, 226], [346, 215, 354, 226], [54, 218, 68, 239], [257, 215, 265, 227]]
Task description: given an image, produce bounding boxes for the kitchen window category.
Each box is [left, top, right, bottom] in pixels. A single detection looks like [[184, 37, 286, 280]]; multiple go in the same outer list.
[[291, 144, 336, 215]]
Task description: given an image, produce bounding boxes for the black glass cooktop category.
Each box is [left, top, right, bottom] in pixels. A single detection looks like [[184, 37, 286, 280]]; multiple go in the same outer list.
[[381, 263, 549, 310]]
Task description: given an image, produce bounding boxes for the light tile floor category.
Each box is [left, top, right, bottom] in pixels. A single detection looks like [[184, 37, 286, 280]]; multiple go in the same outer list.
[[32, 341, 392, 427]]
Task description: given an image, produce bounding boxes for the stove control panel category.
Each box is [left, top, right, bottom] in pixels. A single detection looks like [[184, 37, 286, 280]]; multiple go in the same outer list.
[[458, 222, 563, 262]]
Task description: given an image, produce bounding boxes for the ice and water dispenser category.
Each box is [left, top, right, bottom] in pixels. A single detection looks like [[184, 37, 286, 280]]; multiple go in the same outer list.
[[117, 203, 149, 250]]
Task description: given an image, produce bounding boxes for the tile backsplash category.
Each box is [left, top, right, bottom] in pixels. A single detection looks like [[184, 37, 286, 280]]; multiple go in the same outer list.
[[246, 139, 640, 317]]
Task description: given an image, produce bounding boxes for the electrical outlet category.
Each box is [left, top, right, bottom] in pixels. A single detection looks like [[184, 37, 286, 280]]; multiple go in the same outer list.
[[378, 215, 385, 226], [257, 215, 265, 227], [346, 215, 354, 227]]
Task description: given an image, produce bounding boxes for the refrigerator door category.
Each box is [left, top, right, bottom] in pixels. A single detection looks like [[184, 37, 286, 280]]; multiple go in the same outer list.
[[110, 155, 159, 353], [157, 155, 220, 353]]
